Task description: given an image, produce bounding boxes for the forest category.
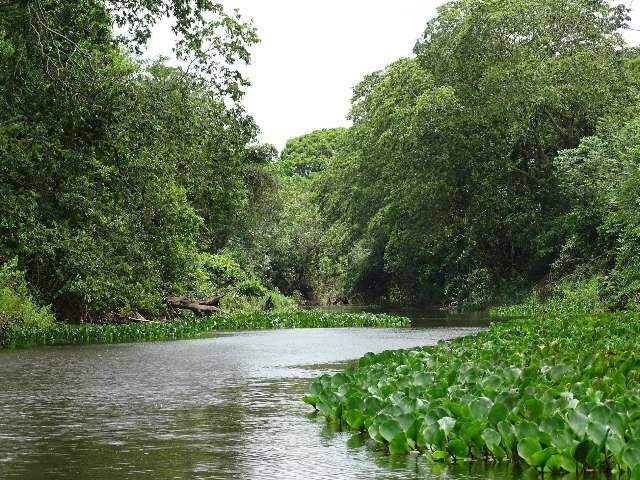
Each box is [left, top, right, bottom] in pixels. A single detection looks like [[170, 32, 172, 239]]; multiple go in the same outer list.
[[3, 0, 639, 337]]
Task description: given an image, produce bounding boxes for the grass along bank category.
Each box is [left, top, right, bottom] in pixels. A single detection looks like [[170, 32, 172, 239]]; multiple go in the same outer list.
[[1, 310, 410, 349], [304, 312, 640, 476]]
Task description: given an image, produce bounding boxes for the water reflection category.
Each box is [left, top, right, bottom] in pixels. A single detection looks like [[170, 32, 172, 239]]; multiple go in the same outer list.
[[0, 315, 545, 480]]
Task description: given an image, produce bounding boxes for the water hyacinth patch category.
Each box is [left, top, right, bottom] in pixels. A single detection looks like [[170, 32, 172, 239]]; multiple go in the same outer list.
[[2, 310, 409, 349], [304, 313, 640, 476]]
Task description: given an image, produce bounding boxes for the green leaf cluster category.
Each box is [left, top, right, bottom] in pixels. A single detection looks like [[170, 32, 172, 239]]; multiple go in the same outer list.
[[305, 312, 640, 475], [2, 310, 409, 349]]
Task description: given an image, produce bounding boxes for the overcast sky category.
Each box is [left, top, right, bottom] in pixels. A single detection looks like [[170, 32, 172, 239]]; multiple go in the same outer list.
[[147, 1, 640, 150]]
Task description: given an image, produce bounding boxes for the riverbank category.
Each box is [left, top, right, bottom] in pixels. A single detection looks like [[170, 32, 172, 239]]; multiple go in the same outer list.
[[0, 310, 409, 349], [305, 311, 640, 475]]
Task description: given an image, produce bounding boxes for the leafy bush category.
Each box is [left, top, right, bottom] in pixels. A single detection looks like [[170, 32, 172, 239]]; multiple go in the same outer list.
[[0, 259, 55, 346], [201, 253, 248, 290], [235, 279, 268, 298], [490, 275, 608, 318]]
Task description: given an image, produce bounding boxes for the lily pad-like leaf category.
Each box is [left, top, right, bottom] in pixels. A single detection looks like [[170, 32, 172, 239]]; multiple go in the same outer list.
[[545, 454, 577, 473], [567, 410, 588, 437], [448, 438, 468, 459], [498, 420, 517, 451], [380, 419, 404, 444], [438, 416, 456, 438], [368, 423, 382, 443], [586, 421, 609, 446], [530, 447, 557, 468], [482, 427, 505, 458], [574, 439, 593, 465], [445, 401, 471, 420], [622, 439, 640, 469], [488, 402, 509, 427], [516, 420, 540, 441], [470, 397, 493, 419], [389, 432, 410, 455], [431, 450, 448, 462], [413, 372, 434, 387], [606, 432, 625, 456], [522, 397, 544, 420], [459, 420, 484, 444], [422, 421, 445, 448], [550, 429, 576, 451], [482, 428, 501, 449], [302, 395, 318, 407], [343, 409, 365, 430], [517, 437, 542, 465]]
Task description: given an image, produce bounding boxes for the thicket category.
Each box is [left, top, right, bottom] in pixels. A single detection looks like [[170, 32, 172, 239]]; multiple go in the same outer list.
[[0, 259, 55, 346], [0, 0, 289, 327]]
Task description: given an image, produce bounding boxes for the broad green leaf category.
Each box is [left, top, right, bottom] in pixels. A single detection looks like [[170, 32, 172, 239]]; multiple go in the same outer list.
[[545, 454, 576, 473], [498, 420, 517, 451], [530, 447, 557, 468], [421, 421, 445, 447], [448, 438, 468, 459], [302, 395, 317, 407], [522, 397, 544, 420], [574, 439, 593, 465], [413, 372, 434, 387], [438, 416, 456, 437], [606, 432, 625, 456], [431, 450, 448, 462], [469, 397, 493, 419], [379, 419, 403, 444], [343, 409, 365, 430], [622, 440, 640, 469], [567, 410, 588, 437], [488, 402, 509, 427], [586, 421, 608, 446], [389, 432, 410, 455], [517, 437, 542, 465], [481, 428, 501, 448]]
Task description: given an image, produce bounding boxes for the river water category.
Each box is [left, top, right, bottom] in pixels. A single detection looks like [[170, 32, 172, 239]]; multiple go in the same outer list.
[[0, 309, 528, 479]]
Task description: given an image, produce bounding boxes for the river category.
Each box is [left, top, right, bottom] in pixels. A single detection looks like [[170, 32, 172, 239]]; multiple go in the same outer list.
[[0, 309, 528, 479]]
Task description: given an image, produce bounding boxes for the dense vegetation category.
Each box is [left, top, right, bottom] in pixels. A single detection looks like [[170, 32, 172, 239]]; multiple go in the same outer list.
[[0, 0, 295, 335], [2, 0, 640, 342], [262, 0, 640, 312], [305, 312, 640, 475]]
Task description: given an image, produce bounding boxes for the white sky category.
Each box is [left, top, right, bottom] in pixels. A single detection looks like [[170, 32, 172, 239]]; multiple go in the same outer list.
[[146, 1, 640, 150]]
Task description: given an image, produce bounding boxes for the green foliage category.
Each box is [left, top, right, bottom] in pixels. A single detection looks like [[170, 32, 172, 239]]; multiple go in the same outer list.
[[278, 128, 347, 177], [305, 312, 640, 474], [2, 311, 409, 349], [235, 279, 268, 298], [0, 259, 55, 346], [288, 0, 635, 307], [490, 275, 609, 318], [0, 1, 263, 321], [241, 129, 350, 304], [2, 0, 640, 321]]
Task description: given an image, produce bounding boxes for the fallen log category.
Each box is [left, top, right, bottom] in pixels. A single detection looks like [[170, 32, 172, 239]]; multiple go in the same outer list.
[[167, 296, 222, 316], [199, 295, 224, 307]]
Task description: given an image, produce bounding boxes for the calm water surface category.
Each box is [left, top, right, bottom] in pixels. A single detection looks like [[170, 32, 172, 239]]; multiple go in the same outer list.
[[0, 309, 532, 479]]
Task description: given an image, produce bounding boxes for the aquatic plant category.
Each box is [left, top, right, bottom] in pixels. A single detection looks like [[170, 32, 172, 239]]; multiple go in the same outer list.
[[2, 310, 409, 349], [304, 313, 640, 476]]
